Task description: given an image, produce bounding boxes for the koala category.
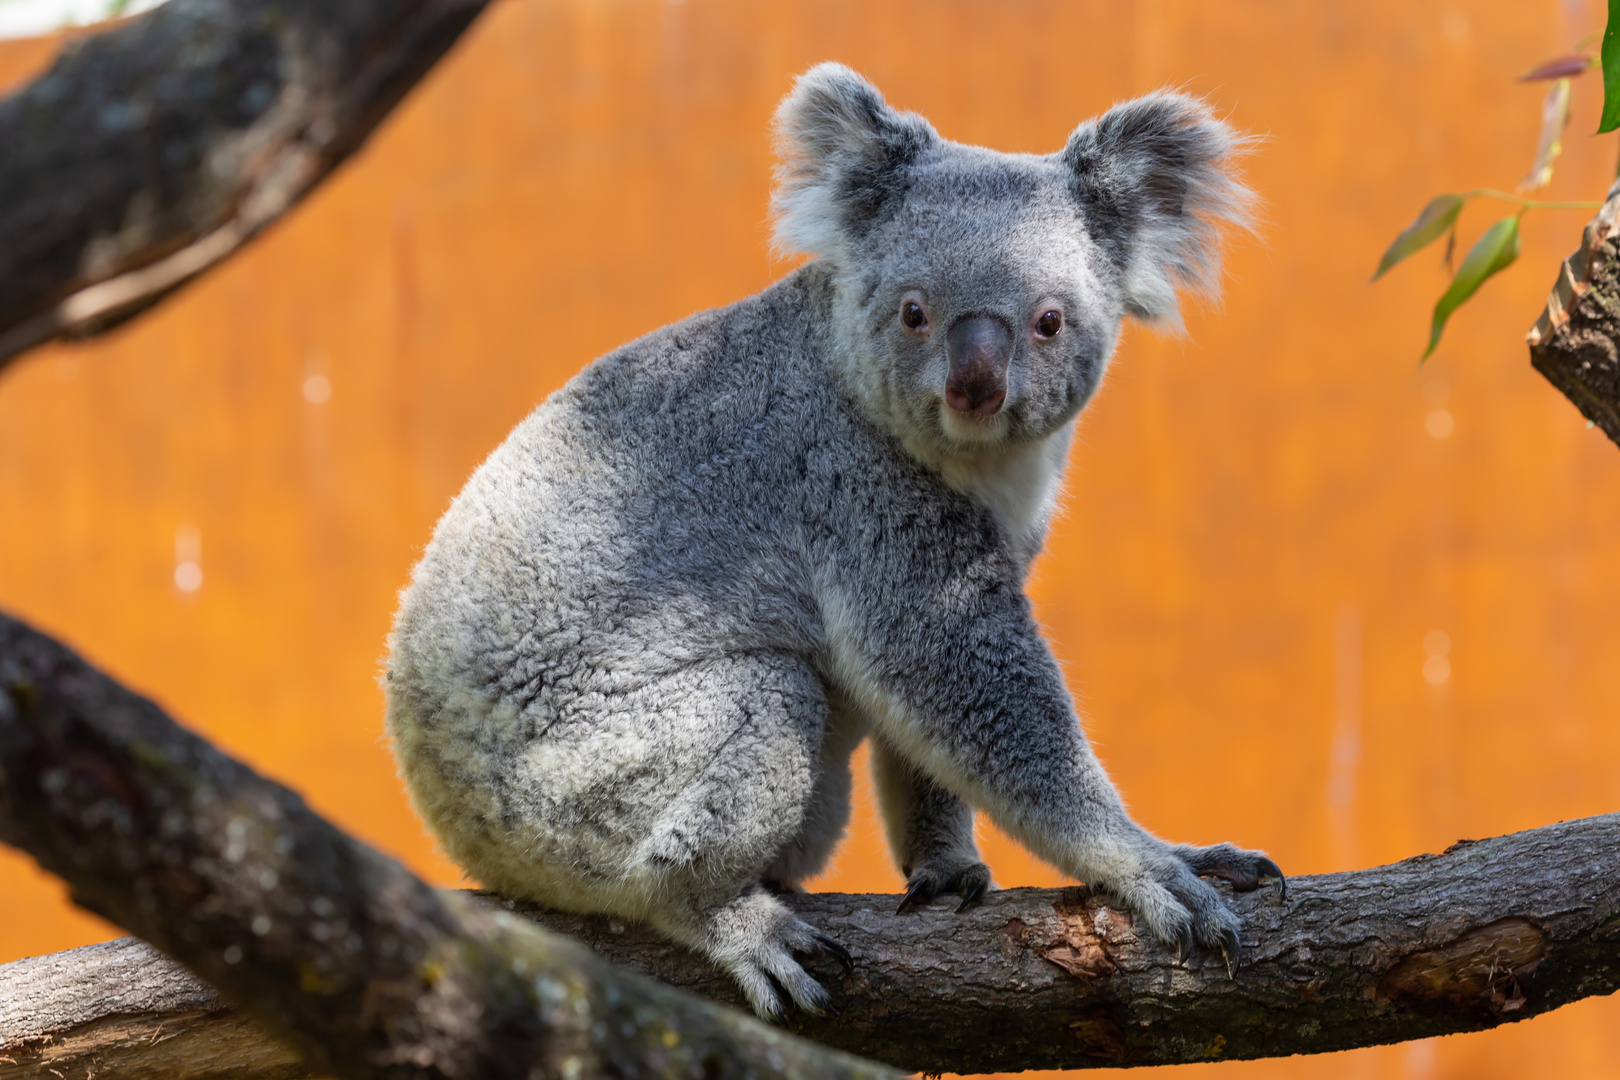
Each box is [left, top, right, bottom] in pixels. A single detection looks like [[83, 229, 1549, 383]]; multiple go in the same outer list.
[[385, 63, 1283, 1019]]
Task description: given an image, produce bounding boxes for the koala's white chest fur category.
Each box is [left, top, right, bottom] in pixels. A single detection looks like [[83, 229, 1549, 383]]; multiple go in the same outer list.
[[905, 421, 1076, 557]]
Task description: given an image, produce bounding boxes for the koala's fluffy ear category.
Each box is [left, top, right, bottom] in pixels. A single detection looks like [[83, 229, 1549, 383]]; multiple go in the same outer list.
[[771, 63, 938, 257], [1061, 93, 1255, 328]]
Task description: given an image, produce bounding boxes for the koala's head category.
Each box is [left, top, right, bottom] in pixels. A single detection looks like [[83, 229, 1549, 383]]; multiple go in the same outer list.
[[771, 63, 1252, 457]]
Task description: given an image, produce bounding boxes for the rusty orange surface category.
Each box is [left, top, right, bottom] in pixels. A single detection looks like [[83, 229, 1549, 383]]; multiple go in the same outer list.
[[3, 2, 1620, 1077]]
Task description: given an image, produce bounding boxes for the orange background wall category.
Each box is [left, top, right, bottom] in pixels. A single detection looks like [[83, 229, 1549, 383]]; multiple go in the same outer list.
[[3, 2, 1619, 1077]]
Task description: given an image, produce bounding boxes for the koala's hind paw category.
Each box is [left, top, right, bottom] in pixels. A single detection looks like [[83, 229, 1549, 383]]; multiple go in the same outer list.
[[707, 898, 850, 1020], [896, 859, 992, 915], [1173, 842, 1287, 900]]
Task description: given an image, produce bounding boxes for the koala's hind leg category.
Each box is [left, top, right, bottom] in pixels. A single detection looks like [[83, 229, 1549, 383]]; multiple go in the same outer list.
[[762, 690, 869, 891], [629, 654, 852, 1018], [871, 734, 992, 914]]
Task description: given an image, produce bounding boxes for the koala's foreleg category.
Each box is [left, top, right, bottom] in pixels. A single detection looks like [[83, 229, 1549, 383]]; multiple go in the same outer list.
[[830, 576, 1281, 967], [870, 733, 990, 913]]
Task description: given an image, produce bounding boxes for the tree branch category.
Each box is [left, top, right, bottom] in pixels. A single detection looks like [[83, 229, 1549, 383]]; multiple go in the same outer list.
[[0, 610, 895, 1080], [0, 0, 491, 374], [3, 610, 1620, 1076], [1528, 178, 1620, 448]]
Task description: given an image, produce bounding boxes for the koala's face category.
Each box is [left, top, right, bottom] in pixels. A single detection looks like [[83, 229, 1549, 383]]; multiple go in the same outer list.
[[771, 64, 1251, 456], [842, 152, 1120, 450]]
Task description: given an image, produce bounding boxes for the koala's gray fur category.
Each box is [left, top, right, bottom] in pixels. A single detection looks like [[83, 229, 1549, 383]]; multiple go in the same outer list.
[[386, 63, 1280, 1018]]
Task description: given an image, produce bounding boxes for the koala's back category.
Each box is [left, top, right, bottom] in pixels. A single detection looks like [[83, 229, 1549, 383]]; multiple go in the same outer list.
[[386, 266, 853, 914]]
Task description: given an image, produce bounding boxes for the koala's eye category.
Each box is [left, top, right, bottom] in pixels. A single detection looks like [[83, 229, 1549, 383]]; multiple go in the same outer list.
[[1035, 309, 1063, 339], [900, 301, 929, 332]]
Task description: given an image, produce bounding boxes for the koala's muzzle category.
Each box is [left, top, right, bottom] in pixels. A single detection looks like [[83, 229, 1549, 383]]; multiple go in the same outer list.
[[944, 316, 1011, 416]]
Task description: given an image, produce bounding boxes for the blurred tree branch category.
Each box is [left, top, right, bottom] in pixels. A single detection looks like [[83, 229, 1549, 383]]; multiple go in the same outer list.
[[4, 612, 1620, 1077], [0, 0, 491, 373]]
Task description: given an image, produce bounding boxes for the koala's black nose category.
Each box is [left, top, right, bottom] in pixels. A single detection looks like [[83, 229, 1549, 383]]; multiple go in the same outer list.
[[945, 315, 1011, 416]]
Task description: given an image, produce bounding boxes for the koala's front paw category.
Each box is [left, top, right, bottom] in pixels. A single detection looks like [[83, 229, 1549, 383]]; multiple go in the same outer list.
[[1173, 842, 1287, 898], [896, 858, 992, 914], [1116, 856, 1245, 975]]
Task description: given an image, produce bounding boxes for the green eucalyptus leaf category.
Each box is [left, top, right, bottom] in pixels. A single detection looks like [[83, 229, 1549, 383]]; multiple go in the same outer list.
[[1373, 194, 1465, 281], [1424, 215, 1521, 359], [1601, 0, 1620, 132]]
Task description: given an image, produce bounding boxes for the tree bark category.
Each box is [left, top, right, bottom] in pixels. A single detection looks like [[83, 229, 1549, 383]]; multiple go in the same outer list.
[[0, 611, 896, 1080], [1528, 178, 1620, 448], [0, 937, 305, 1080], [3, 611, 1620, 1077], [0, 0, 490, 374]]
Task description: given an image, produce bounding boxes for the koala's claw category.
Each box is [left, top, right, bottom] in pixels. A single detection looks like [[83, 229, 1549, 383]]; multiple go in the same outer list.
[[895, 879, 928, 915], [810, 932, 855, 975], [955, 875, 988, 914], [897, 859, 992, 915], [1173, 921, 1195, 963], [1219, 925, 1240, 978], [1255, 857, 1288, 900]]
